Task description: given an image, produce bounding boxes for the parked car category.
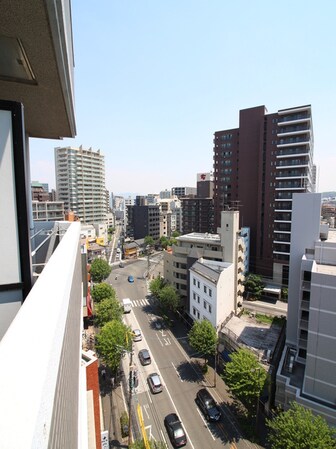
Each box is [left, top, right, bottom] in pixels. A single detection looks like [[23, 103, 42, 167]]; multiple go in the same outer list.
[[147, 373, 162, 394], [128, 275, 134, 283], [138, 349, 151, 366], [164, 413, 187, 447], [195, 388, 221, 421], [132, 329, 142, 342]]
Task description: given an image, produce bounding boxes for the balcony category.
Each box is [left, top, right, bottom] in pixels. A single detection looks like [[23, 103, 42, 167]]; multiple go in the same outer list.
[[0, 222, 83, 447], [299, 318, 309, 331]]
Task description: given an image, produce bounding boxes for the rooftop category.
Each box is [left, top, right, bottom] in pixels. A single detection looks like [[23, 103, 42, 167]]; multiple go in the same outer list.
[[178, 232, 221, 243]]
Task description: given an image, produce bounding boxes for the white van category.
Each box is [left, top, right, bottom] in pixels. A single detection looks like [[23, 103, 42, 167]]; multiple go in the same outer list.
[[122, 298, 132, 313]]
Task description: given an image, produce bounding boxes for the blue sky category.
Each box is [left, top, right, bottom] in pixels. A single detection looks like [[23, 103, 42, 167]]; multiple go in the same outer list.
[[30, 1, 336, 195]]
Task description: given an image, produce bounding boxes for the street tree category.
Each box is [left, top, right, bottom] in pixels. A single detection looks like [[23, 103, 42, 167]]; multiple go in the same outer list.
[[144, 235, 154, 247], [188, 319, 217, 364], [95, 320, 132, 372], [149, 276, 166, 297], [94, 297, 123, 328], [90, 258, 112, 283], [243, 273, 264, 300], [91, 282, 115, 303], [160, 236, 169, 249], [130, 439, 166, 449], [223, 348, 267, 410], [158, 285, 179, 311], [172, 231, 180, 238], [267, 402, 336, 449]]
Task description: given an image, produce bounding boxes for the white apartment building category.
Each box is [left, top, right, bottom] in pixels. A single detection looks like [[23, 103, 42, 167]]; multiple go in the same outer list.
[[189, 258, 235, 328], [276, 193, 336, 426], [55, 146, 107, 224]]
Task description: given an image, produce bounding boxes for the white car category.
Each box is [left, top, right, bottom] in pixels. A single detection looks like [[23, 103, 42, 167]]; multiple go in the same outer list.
[[133, 329, 142, 342]]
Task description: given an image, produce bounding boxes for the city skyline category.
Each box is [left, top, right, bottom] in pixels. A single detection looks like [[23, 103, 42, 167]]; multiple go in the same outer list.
[[29, 1, 336, 194]]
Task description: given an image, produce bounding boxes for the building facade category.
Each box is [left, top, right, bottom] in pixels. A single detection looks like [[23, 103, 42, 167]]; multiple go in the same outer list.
[[171, 186, 197, 198], [55, 145, 107, 224], [32, 200, 65, 221], [276, 193, 336, 426], [164, 211, 247, 315], [126, 205, 160, 240], [213, 105, 315, 285], [189, 258, 235, 329]]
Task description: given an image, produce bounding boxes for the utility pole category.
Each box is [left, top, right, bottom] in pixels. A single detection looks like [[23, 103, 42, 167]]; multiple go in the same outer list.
[[127, 340, 134, 447]]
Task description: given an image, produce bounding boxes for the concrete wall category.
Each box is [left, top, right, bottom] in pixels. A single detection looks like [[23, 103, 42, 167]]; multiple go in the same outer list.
[[286, 193, 321, 346]]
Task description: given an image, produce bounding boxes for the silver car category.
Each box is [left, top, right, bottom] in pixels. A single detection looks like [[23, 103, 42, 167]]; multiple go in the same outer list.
[[147, 373, 162, 394], [132, 329, 142, 342]]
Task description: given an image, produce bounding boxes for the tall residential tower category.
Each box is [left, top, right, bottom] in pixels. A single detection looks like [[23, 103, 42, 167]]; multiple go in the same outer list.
[[55, 146, 107, 224], [213, 105, 315, 284]]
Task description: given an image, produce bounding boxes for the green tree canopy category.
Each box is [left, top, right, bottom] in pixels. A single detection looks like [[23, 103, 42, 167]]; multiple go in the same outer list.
[[91, 282, 115, 303], [188, 319, 217, 364], [107, 226, 115, 234], [224, 348, 267, 410], [243, 273, 265, 300], [144, 235, 154, 246], [160, 236, 170, 249], [94, 297, 123, 328], [95, 320, 132, 372], [90, 258, 112, 283], [158, 285, 179, 311], [149, 276, 166, 297], [267, 402, 336, 449], [172, 231, 180, 238]]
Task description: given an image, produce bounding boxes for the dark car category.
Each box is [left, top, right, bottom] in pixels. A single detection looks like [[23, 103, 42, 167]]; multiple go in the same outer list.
[[147, 373, 162, 394], [164, 413, 187, 447], [196, 388, 221, 421], [138, 349, 151, 366], [119, 262, 125, 268], [128, 275, 134, 283]]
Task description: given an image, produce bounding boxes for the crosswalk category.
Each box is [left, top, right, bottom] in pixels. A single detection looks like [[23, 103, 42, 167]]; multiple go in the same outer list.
[[130, 297, 156, 308]]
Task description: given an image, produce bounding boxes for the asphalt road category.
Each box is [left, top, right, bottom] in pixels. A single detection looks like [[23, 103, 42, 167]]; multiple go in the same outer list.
[[108, 259, 261, 449]]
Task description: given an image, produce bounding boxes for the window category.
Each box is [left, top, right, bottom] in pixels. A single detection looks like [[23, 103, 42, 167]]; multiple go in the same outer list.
[[197, 295, 200, 303], [204, 285, 207, 294], [193, 307, 196, 316], [208, 305, 212, 313], [197, 311, 200, 319], [193, 292, 196, 300], [204, 300, 207, 309], [197, 281, 200, 288], [209, 289, 212, 297], [193, 278, 196, 286]]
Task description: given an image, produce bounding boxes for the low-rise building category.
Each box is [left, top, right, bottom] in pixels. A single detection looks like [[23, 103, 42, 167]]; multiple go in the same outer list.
[[189, 258, 235, 328], [32, 201, 65, 221], [164, 210, 248, 320]]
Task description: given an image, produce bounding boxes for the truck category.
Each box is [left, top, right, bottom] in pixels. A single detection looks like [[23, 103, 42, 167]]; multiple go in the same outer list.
[[122, 298, 132, 313]]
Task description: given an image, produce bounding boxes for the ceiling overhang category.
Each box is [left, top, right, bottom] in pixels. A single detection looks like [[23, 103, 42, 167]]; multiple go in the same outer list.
[[0, 0, 76, 139]]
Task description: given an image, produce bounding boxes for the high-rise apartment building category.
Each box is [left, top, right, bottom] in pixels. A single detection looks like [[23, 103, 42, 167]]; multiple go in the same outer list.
[[276, 193, 336, 426], [181, 173, 214, 234], [213, 105, 315, 285], [126, 205, 160, 240], [55, 146, 107, 224]]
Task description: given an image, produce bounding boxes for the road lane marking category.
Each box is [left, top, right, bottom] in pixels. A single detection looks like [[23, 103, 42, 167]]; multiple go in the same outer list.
[[163, 338, 171, 346], [144, 404, 150, 419], [156, 333, 164, 347], [195, 407, 216, 440], [171, 362, 183, 382]]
